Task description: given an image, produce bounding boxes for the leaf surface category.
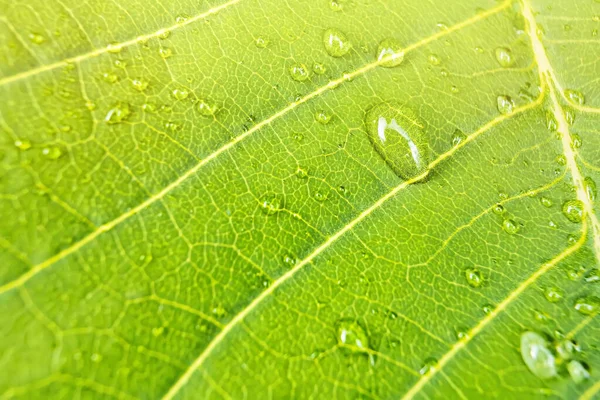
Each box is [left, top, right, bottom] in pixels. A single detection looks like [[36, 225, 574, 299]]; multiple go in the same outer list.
[[1, 0, 600, 398]]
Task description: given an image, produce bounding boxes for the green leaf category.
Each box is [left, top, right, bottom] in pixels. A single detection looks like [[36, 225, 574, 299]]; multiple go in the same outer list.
[[1, 0, 599, 398]]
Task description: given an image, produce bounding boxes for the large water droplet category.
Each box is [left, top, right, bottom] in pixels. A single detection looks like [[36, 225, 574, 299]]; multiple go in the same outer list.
[[323, 28, 351, 57], [562, 200, 584, 223], [567, 360, 590, 383], [336, 319, 369, 351], [376, 38, 404, 67], [494, 47, 514, 67], [564, 89, 585, 105], [289, 64, 310, 82], [465, 268, 483, 288], [574, 296, 600, 315], [502, 218, 519, 234], [520, 331, 557, 379], [365, 102, 430, 180], [105, 103, 131, 124], [497, 95, 515, 115]]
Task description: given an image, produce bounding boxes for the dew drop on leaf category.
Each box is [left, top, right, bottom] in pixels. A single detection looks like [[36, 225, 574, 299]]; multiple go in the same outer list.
[[323, 28, 351, 57], [159, 48, 173, 59], [464, 268, 483, 288], [494, 47, 514, 67], [574, 296, 600, 315], [566, 265, 586, 281], [312, 62, 326, 75], [261, 194, 283, 215], [114, 59, 127, 69], [520, 331, 557, 379], [427, 53, 441, 66], [289, 64, 310, 82], [313, 191, 328, 202], [561, 200, 584, 223], [295, 167, 308, 179], [329, 0, 343, 11], [567, 360, 590, 383], [14, 139, 31, 151], [570, 133, 582, 149], [105, 103, 131, 124], [42, 147, 63, 160], [556, 339, 580, 360], [364, 102, 430, 180], [101, 72, 118, 84], [540, 197, 553, 208], [107, 43, 122, 54], [315, 110, 332, 124], [336, 319, 369, 351], [584, 177, 596, 201], [172, 88, 189, 100], [543, 287, 563, 303], [255, 37, 269, 48], [376, 38, 405, 67], [28, 32, 46, 44], [197, 99, 218, 117], [492, 204, 505, 215], [131, 78, 149, 92], [585, 268, 599, 283], [419, 358, 438, 375], [496, 95, 515, 115], [501, 218, 519, 234], [451, 129, 466, 146], [564, 89, 585, 105]]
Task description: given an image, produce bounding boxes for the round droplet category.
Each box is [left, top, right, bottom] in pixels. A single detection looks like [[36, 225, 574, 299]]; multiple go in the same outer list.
[[14, 139, 31, 150], [289, 64, 310, 82], [543, 287, 563, 303], [323, 28, 352, 57], [567, 360, 590, 383], [502, 218, 519, 234], [131, 78, 149, 92], [197, 99, 217, 117], [494, 47, 514, 67], [315, 110, 332, 125], [492, 204, 505, 215], [497, 95, 515, 115], [255, 37, 269, 48], [584, 177, 597, 201], [101, 72, 118, 83], [261, 194, 282, 215], [159, 48, 173, 58], [365, 102, 430, 180], [312, 62, 326, 75], [105, 103, 131, 124], [540, 197, 553, 208], [42, 147, 62, 160], [157, 29, 171, 40], [419, 358, 438, 375], [564, 89, 585, 105], [566, 265, 586, 281], [451, 129, 466, 146], [113, 59, 127, 69], [562, 200, 584, 223], [313, 191, 328, 202], [28, 32, 46, 44], [376, 38, 405, 67], [329, 0, 343, 11], [336, 320, 369, 351], [465, 268, 483, 288], [427, 53, 441, 66], [172, 88, 189, 100], [574, 296, 600, 315], [520, 331, 557, 379]]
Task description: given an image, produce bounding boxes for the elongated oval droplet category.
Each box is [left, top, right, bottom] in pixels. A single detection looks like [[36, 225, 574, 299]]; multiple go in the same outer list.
[[376, 38, 404, 67], [497, 95, 515, 115], [567, 360, 590, 383], [494, 47, 514, 67], [365, 102, 430, 180], [520, 331, 557, 379], [574, 296, 600, 315], [336, 319, 369, 351], [323, 28, 351, 57]]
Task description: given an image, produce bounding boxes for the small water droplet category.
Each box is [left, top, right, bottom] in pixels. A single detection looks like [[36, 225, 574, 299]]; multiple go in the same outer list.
[[28, 32, 46, 44], [584, 177, 597, 201], [283, 254, 297, 266], [365, 102, 430, 180], [131, 78, 149, 92], [336, 319, 369, 352], [295, 167, 308, 179], [113, 59, 127, 69], [261, 194, 282, 215], [101, 72, 118, 84], [566, 265, 586, 281], [329, 0, 343, 11], [14, 139, 31, 150], [562, 200, 584, 223], [451, 129, 466, 146], [427, 53, 441, 66], [376, 38, 405, 67], [520, 331, 557, 379], [255, 36, 269, 48], [172, 88, 189, 100], [289, 64, 310, 82], [482, 304, 494, 315], [197, 99, 217, 116], [545, 111, 558, 131], [494, 47, 514, 67], [419, 358, 438, 375], [543, 287, 563, 303], [159, 48, 173, 58], [313, 191, 328, 202], [107, 43, 123, 54], [492, 204, 505, 215], [571, 133, 582, 149], [85, 101, 96, 111], [312, 62, 326, 75], [315, 110, 332, 124], [567, 360, 590, 383], [105, 103, 131, 124], [497, 95, 515, 115], [502, 218, 519, 234], [556, 339, 580, 360], [175, 14, 189, 23], [574, 296, 600, 315], [323, 28, 352, 57], [464, 268, 483, 288], [42, 147, 63, 160], [564, 89, 585, 105], [585, 268, 599, 283], [540, 197, 553, 208]]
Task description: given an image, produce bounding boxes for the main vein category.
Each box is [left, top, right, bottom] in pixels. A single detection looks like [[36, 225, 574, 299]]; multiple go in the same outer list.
[[0, 0, 509, 297]]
